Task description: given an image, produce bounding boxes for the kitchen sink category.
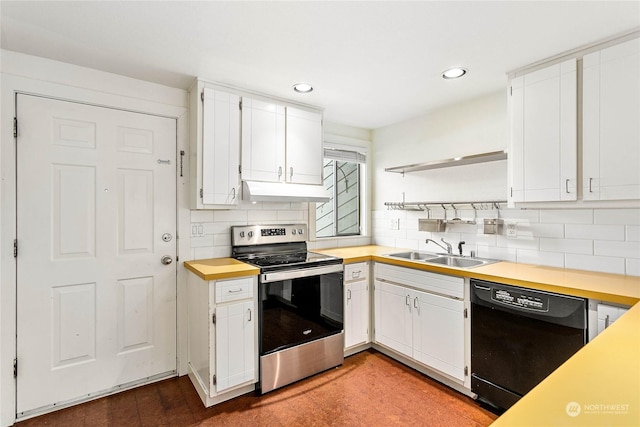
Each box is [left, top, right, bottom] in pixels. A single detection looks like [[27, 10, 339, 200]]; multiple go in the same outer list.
[[387, 252, 497, 269], [387, 251, 439, 261], [425, 256, 487, 268]]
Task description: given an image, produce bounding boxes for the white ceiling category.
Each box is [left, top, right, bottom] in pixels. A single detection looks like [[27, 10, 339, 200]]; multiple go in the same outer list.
[[1, 1, 639, 129]]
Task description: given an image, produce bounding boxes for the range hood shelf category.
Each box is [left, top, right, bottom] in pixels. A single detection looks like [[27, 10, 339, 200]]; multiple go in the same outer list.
[[385, 150, 507, 174]]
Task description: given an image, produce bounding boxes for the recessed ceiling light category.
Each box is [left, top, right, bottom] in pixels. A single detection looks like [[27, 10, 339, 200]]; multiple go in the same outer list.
[[293, 83, 313, 93], [442, 68, 468, 79]]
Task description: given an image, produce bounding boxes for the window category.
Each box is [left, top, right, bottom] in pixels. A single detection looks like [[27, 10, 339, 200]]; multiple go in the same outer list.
[[315, 148, 366, 237]]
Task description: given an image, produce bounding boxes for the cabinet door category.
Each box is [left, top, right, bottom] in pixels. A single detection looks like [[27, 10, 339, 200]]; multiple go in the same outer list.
[[285, 107, 323, 185], [202, 88, 240, 205], [374, 280, 412, 357], [241, 97, 285, 182], [345, 280, 369, 349], [214, 300, 256, 394], [583, 39, 640, 201], [411, 289, 465, 381], [510, 59, 577, 202]]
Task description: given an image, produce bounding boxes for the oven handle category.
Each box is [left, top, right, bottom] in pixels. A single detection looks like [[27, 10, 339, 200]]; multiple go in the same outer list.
[[261, 264, 343, 283]]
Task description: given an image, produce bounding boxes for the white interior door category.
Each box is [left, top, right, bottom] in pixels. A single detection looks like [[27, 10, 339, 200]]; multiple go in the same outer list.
[[15, 94, 177, 416]]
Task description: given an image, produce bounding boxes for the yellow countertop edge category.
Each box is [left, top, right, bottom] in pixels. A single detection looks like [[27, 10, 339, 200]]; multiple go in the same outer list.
[[184, 258, 259, 281]]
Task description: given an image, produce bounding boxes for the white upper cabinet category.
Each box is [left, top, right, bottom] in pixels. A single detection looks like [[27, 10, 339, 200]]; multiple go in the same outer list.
[[583, 38, 640, 201], [202, 88, 241, 206], [285, 107, 323, 185], [509, 59, 577, 203], [189, 81, 241, 209], [240, 98, 286, 183], [241, 97, 323, 185]]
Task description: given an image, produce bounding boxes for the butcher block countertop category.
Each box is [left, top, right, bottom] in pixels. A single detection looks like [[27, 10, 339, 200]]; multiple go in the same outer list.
[[184, 244, 640, 426]]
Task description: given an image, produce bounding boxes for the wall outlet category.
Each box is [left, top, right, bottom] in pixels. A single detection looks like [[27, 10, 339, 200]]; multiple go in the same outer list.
[[506, 222, 517, 237], [389, 218, 400, 230]]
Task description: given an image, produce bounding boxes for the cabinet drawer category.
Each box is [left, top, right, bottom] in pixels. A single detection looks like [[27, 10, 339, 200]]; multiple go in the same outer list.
[[215, 277, 254, 303], [345, 262, 368, 282]]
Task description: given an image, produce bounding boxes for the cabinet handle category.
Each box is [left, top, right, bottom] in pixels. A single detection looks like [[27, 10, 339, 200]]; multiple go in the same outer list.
[[604, 314, 610, 329], [290, 167, 294, 180], [589, 177, 593, 193], [347, 289, 352, 301], [247, 308, 252, 322], [228, 288, 243, 293], [565, 179, 570, 194], [405, 295, 410, 307], [231, 187, 236, 200], [352, 271, 361, 279], [413, 296, 419, 310], [278, 166, 283, 179]]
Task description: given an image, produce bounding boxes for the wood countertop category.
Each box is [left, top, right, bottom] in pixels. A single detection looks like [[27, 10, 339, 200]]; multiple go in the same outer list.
[[185, 245, 640, 426]]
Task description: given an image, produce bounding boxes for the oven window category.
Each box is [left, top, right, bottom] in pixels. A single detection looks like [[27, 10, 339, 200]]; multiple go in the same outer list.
[[260, 272, 343, 355]]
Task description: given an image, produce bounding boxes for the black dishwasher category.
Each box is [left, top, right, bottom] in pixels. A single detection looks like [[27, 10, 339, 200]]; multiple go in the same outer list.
[[471, 279, 587, 411]]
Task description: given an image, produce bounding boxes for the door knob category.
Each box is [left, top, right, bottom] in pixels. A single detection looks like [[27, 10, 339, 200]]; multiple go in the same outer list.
[[161, 255, 173, 265]]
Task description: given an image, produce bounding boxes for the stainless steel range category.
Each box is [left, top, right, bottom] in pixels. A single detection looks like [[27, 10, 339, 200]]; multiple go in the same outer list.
[[231, 224, 344, 394]]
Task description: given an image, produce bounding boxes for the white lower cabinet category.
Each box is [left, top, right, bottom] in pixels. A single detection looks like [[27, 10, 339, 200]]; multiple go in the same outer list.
[[374, 263, 467, 384], [187, 274, 258, 407], [344, 262, 370, 352]]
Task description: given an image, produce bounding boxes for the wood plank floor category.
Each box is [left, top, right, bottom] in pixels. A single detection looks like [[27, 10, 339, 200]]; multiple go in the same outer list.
[[16, 349, 498, 426]]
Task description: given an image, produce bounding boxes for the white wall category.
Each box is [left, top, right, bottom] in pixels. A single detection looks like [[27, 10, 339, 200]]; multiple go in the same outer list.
[[371, 91, 640, 276]]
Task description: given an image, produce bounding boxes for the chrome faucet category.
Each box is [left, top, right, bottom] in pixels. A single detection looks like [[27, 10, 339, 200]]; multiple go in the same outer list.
[[425, 238, 453, 254]]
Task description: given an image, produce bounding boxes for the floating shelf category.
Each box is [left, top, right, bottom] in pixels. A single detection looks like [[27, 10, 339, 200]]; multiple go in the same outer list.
[[384, 150, 507, 174]]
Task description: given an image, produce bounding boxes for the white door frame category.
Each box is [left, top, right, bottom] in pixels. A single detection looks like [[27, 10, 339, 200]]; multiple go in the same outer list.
[[0, 54, 190, 427]]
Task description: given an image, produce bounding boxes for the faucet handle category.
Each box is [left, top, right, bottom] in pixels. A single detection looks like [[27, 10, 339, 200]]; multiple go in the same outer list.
[[457, 241, 466, 256]]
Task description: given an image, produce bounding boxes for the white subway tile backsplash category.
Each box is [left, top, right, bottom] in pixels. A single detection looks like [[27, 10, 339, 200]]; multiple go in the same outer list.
[[594, 240, 640, 259], [627, 226, 640, 242], [277, 210, 305, 221], [190, 210, 214, 222], [247, 210, 278, 222], [540, 209, 593, 224], [565, 224, 625, 241], [496, 235, 539, 250], [519, 223, 565, 239], [501, 209, 541, 223], [190, 235, 215, 248], [594, 209, 640, 225], [540, 238, 593, 255], [476, 245, 517, 262], [214, 209, 248, 222], [516, 249, 565, 268], [626, 259, 640, 276], [565, 254, 625, 275]]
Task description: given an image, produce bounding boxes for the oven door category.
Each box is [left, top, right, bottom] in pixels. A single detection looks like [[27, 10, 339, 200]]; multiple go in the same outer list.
[[260, 264, 344, 355]]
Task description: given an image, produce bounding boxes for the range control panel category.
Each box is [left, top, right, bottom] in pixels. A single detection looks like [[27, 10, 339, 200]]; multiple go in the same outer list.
[[232, 224, 308, 246]]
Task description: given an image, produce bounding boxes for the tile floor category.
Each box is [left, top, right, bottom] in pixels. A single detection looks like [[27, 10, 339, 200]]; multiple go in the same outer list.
[[16, 349, 498, 426]]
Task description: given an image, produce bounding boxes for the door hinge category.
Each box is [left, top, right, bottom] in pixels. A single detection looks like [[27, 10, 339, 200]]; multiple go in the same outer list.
[[239, 99, 242, 110], [200, 188, 203, 199], [212, 374, 217, 386], [212, 313, 216, 324], [510, 86, 512, 96], [464, 366, 468, 377], [201, 90, 205, 102], [464, 308, 468, 318], [238, 165, 242, 174], [13, 117, 18, 138], [13, 239, 18, 258], [510, 187, 513, 197], [13, 358, 17, 378]]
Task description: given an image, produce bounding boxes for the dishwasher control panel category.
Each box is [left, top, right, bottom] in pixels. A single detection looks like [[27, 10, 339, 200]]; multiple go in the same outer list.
[[492, 288, 549, 312]]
